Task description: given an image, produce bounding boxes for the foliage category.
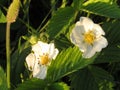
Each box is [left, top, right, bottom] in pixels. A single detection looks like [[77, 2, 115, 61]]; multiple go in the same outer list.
[[0, 0, 120, 90], [0, 67, 7, 90]]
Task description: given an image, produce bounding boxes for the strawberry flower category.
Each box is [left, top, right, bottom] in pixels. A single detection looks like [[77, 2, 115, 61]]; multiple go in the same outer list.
[[26, 41, 59, 79], [70, 17, 108, 58]]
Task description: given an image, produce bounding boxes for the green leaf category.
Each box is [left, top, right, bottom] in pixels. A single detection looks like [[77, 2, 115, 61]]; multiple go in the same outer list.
[[15, 78, 46, 90], [81, 1, 120, 18], [94, 20, 120, 63], [46, 46, 97, 82], [0, 9, 6, 23], [11, 46, 31, 85], [89, 66, 115, 90], [70, 67, 98, 90], [95, 44, 120, 63], [73, 0, 84, 10], [0, 67, 7, 90], [47, 7, 76, 40], [70, 66, 114, 90], [48, 82, 70, 90], [102, 20, 120, 44], [54, 34, 73, 50]]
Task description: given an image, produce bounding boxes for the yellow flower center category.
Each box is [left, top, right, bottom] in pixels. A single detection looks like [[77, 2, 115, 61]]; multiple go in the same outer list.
[[84, 31, 95, 44], [40, 54, 49, 65]]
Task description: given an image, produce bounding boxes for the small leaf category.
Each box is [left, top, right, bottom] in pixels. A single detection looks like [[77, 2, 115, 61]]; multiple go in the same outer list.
[[48, 82, 70, 90], [81, 1, 120, 18], [47, 7, 76, 40], [15, 78, 46, 90], [0, 9, 6, 23], [0, 67, 7, 90], [46, 46, 97, 82]]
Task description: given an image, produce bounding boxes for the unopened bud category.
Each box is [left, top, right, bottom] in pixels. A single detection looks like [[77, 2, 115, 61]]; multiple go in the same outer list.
[[6, 0, 20, 23]]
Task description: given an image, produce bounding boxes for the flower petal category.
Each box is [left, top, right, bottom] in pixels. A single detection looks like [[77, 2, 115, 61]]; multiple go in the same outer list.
[[38, 41, 50, 54], [82, 45, 96, 58], [70, 25, 85, 45], [33, 65, 47, 79], [32, 42, 42, 57], [93, 24, 105, 37], [32, 41, 50, 57], [52, 49, 59, 60], [26, 53, 36, 71], [80, 17, 94, 32], [48, 43, 55, 59], [93, 36, 108, 52]]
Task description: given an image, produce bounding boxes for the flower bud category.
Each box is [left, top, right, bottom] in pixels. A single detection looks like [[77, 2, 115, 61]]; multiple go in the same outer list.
[[6, 0, 20, 23]]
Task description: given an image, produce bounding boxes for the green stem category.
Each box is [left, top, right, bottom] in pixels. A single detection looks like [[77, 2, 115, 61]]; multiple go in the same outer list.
[[6, 22, 11, 89]]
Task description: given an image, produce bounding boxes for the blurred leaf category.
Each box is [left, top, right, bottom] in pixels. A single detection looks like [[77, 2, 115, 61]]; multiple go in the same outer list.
[[94, 20, 120, 63], [73, 0, 84, 10], [102, 20, 120, 44], [95, 44, 120, 63], [46, 46, 97, 82], [89, 66, 114, 90], [0, 9, 6, 23], [0, 66, 7, 90], [0, 24, 6, 43], [47, 7, 76, 40], [54, 34, 73, 50], [15, 78, 46, 90], [48, 82, 69, 90], [70, 66, 114, 90], [81, 1, 120, 18], [0, 0, 7, 5], [11, 46, 31, 85]]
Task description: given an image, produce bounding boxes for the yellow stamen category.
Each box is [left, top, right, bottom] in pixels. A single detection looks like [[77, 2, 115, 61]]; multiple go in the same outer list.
[[40, 54, 49, 65], [84, 31, 95, 44]]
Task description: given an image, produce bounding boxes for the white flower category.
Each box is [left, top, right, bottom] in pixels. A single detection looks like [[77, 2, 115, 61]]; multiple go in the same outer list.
[[26, 41, 59, 79], [70, 17, 108, 58]]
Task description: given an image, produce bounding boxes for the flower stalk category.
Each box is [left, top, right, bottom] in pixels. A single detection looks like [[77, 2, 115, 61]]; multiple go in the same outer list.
[[6, 22, 11, 89], [6, 0, 20, 89]]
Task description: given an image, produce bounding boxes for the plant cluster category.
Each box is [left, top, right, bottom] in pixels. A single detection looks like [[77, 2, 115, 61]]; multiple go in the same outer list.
[[0, 0, 120, 90]]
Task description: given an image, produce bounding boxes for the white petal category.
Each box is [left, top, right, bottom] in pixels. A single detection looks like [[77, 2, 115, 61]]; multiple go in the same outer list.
[[77, 42, 87, 53], [32, 42, 41, 57], [80, 17, 94, 32], [32, 41, 50, 56], [70, 24, 88, 52], [32, 42, 40, 52], [33, 65, 47, 79], [38, 41, 50, 54], [82, 45, 96, 58], [70, 25, 84, 45], [93, 36, 108, 52], [48, 43, 54, 58], [26, 53, 36, 71], [52, 49, 59, 60], [48, 43, 59, 60], [93, 24, 105, 37]]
